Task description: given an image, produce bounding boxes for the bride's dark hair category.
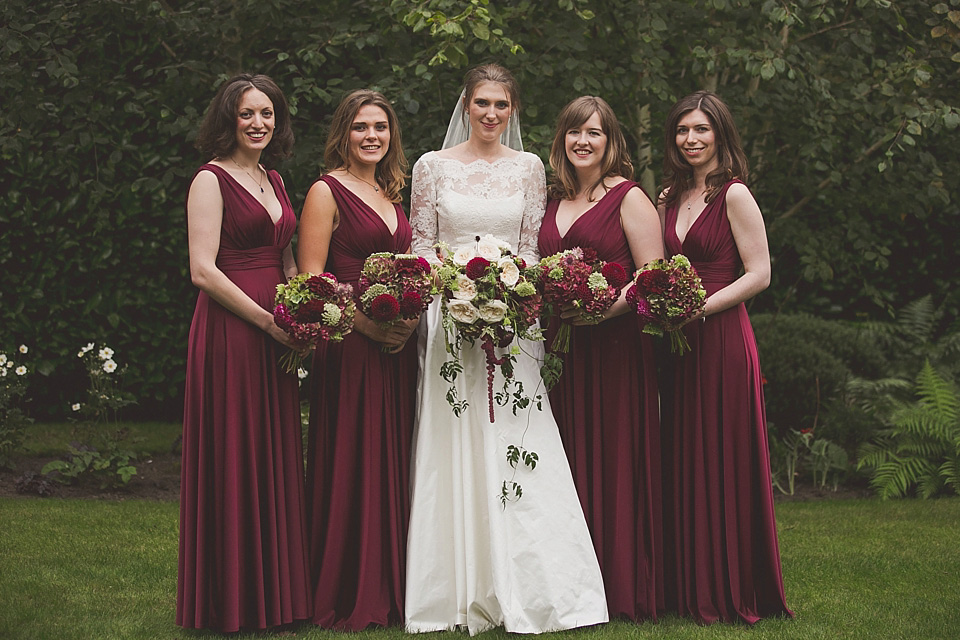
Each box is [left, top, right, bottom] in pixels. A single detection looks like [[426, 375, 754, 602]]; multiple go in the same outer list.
[[460, 63, 521, 117]]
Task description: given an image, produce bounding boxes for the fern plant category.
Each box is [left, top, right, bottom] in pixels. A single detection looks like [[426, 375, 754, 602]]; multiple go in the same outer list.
[[857, 361, 960, 499]]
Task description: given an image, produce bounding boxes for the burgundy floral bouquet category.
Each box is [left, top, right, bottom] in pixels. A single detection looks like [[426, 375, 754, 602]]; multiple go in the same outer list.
[[357, 252, 434, 328], [436, 234, 544, 422], [536, 247, 628, 353], [273, 272, 355, 372], [625, 254, 706, 354]]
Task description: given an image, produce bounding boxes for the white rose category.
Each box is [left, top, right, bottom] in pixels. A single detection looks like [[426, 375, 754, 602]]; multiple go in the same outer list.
[[498, 258, 520, 287], [447, 299, 481, 324], [452, 274, 477, 301], [478, 299, 508, 323], [453, 245, 477, 266], [476, 236, 502, 261]]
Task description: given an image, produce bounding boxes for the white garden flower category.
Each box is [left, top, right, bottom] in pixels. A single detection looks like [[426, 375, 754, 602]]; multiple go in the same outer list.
[[447, 299, 481, 324], [297, 368, 308, 380], [82, 342, 95, 353], [0, 354, 6, 364], [72, 403, 82, 412], [15, 365, 27, 376], [0, 368, 6, 377], [453, 245, 477, 266], [99, 347, 115, 360], [498, 258, 521, 287], [102, 359, 118, 373], [587, 272, 610, 290], [18, 345, 28, 354], [322, 303, 342, 325], [452, 274, 478, 301], [6, 361, 12, 368], [77, 350, 85, 358], [478, 300, 508, 323], [476, 236, 502, 261]]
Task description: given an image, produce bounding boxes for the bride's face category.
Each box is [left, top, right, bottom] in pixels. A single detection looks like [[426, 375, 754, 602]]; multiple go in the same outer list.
[[465, 81, 512, 144]]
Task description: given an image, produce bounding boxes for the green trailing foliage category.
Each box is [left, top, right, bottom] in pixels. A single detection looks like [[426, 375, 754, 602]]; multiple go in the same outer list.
[[857, 361, 960, 499]]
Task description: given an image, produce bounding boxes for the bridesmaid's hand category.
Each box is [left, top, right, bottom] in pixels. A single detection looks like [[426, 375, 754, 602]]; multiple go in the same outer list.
[[561, 302, 608, 326], [355, 313, 418, 351], [264, 319, 301, 350]]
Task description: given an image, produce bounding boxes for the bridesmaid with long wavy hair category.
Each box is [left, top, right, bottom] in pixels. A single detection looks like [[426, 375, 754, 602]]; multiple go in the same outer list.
[[297, 89, 418, 630], [537, 95, 664, 621], [658, 90, 792, 624], [177, 73, 311, 633]]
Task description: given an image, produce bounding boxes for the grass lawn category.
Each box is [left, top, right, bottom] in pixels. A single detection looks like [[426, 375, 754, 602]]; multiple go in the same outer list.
[[1, 497, 958, 639], [21, 422, 182, 457]]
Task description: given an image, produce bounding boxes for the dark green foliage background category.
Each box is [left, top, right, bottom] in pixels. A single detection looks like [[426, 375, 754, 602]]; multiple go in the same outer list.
[[1, 0, 958, 420]]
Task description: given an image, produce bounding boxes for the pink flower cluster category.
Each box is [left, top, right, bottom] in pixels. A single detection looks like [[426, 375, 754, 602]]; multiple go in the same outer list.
[[273, 272, 356, 372], [536, 247, 628, 353], [357, 252, 434, 326], [625, 254, 706, 354]]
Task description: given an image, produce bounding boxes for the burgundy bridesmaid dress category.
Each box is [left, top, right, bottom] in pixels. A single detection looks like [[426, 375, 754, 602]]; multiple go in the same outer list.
[[538, 181, 664, 621], [662, 179, 792, 624], [177, 164, 312, 632], [305, 175, 416, 630]]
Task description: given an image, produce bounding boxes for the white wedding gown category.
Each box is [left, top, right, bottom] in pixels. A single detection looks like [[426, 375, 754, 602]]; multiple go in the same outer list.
[[405, 151, 608, 635]]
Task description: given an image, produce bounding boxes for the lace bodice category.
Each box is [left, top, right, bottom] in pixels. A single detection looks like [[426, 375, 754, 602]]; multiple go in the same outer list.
[[410, 151, 547, 265]]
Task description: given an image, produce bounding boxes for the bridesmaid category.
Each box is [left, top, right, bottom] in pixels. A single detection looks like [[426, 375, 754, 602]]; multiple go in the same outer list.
[[537, 96, 665, 621], [297, 89, 418, 630], [178, 74, 311, 632], [659, 90, 792, 624]]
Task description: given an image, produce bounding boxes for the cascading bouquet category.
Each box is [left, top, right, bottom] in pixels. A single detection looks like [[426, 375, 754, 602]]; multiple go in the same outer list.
[[625, 254, 706, 354], [273, 272, 355, 372], [536, 246, 628, 354], [436, 234, 544, 423], [357, 252, 434, 329]]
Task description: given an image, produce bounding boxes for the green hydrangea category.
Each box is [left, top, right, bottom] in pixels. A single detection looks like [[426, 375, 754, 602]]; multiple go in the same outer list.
[[587, 272, 609, 290], [514, 281, 537, 297]]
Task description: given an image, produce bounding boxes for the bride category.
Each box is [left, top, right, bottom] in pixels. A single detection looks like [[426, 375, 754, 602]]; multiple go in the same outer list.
[[405, 63, 608, 635]]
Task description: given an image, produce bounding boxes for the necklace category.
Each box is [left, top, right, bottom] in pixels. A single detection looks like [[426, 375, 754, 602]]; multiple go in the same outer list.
[[346, 169, 379, 193], [231, 158, 265, 193], [685, 187, 706, 210]]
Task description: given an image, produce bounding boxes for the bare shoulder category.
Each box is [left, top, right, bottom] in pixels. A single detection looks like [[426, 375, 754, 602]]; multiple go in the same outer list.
[[724, 181, 756, 207]]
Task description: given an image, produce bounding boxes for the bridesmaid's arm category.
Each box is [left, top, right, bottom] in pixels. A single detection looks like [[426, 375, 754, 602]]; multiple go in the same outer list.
[[281, 245, 297, 281], [297, 179, 336, 275], [564, 186, 663, 325], [187, 170, 297, 348], [701, 182, 771, 317]]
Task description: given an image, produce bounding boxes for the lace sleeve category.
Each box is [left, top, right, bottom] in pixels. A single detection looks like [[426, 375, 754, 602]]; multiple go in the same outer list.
[[517, 153, 547, 264], [410, 154, 441, 264]]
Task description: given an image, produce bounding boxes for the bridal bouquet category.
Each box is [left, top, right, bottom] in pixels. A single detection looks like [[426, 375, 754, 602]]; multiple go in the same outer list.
[[625, 254, 706, 354], [357, 252, 433, 327], [436, 234, 544, 422], [536, 247, 628, 353], [273, 272, 355, 372]]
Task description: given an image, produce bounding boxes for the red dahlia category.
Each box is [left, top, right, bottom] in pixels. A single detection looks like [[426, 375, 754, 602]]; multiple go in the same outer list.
[[399, 291, 423, 317], [370, 293, 400, 322], [601, 262, 628, 289], [466, 257, 491, 280], [305, 274, 337, 297], [294, 298, 328, 323]]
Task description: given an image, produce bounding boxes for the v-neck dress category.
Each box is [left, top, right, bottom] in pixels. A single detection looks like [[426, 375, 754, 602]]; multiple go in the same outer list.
[[661, 179, 791, 624], [178, 163, 312, 632], [538, 181, 664, 621], [304, 175, 417, 630]]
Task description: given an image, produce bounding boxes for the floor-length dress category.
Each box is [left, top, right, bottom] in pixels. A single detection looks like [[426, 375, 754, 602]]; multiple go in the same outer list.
[[662, 179, 791, 624], [405, 151, 608, 635], [305, 175, 416, 630], [177, 164, 311, 633], [538, 181, 663, 621]]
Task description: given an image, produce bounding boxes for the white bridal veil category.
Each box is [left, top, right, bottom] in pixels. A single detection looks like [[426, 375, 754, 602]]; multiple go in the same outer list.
[[441, 88, 524, 151]]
